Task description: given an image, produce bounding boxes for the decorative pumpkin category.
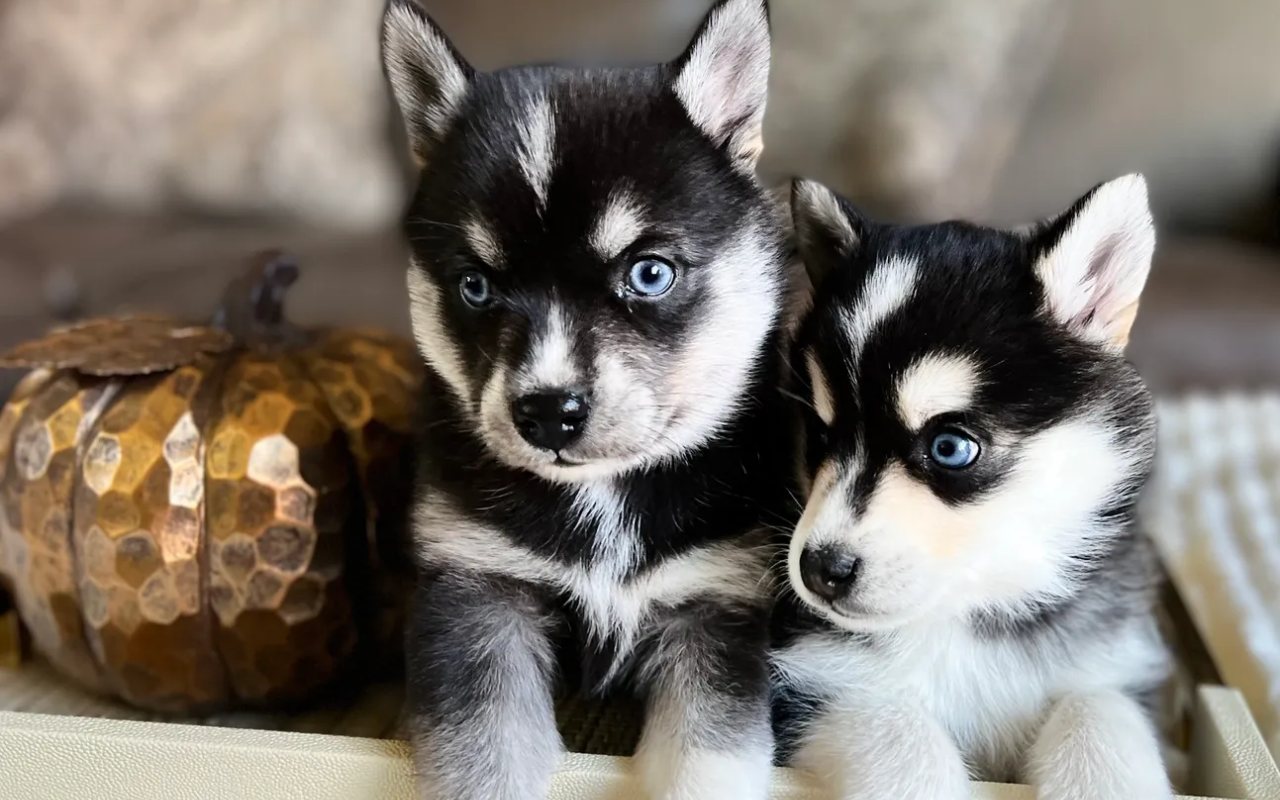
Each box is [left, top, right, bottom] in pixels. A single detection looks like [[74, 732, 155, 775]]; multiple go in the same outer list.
[[0, 253, 421, 713]]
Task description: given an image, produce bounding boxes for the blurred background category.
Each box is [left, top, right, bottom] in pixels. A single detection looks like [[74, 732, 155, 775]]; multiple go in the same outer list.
[[0, 0, 1278, 397]]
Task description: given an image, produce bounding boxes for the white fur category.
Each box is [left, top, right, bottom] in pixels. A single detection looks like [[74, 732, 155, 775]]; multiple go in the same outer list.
[[463, 216, 504, 267], [673, 0, 770, 167], [516, 94, 557, 208], [837, 255, 919, 368], [894, 353, 981, 431], [775, 614, 1169, 794], [794, 695, 970, 800], [570, 480, 642, 575], [1035, 174, 1155, 351], [517, 303, 578, 391], [416, 494, 769, 656], [590, 188, 647, 260], [382, 3, 470, 148], [413, 590, 564, 800], [637, 728, 771, 800], [790, 417, 1139, 630], [806, 349, 836, 426], [407, 263, 472, 411], [1026, 690, 1172, 800], [661, 224, 780, 457]]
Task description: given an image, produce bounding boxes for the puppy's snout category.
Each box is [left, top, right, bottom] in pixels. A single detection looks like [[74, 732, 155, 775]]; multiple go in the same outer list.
[[799, 545, 862, 602], [512, 391, 590, 452]]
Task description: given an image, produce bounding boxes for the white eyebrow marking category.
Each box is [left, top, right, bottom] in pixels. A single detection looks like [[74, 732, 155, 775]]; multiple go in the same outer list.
[[836, 254, 919, 366], [895, 353, 981, 430], [806, 349, 836, 426], [589, 189, 646, 260], [516, 94, 556, 208], [464, 216, 503, 267]]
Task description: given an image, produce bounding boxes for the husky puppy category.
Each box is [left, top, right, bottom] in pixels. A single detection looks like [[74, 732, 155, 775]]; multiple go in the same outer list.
[[772, 175, 1172, 800], [379, 1, 794, 798]]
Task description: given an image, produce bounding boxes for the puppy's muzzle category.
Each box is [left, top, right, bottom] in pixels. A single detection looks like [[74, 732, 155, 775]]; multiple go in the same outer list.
[[799, 544, 862, 602], [511, 390, 590, 452]]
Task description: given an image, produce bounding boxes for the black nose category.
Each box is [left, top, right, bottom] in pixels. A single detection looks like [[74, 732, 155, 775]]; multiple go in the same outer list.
[[512, 392, 590, 452], [799, 546, 862, 602]]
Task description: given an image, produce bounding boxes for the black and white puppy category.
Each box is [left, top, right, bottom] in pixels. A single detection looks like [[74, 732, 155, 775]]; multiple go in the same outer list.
[[773, 175, 1172, 799], [380, 1, 795, 797]]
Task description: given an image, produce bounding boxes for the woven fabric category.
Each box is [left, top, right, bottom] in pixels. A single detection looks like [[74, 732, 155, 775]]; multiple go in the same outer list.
[[1145, 393, 1280, 760]]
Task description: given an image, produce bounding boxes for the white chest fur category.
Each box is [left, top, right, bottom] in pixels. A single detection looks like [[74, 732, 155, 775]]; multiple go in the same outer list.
[[775, 616, 1167, 778], [415, 482, 768, 655]]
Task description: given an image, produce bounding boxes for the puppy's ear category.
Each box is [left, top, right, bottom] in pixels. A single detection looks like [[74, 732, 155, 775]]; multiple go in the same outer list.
[[382, 0, 474, 165], [671, 0, 771, 170], [791, 178, 865, 289], [1032, 174, 1156, 352]]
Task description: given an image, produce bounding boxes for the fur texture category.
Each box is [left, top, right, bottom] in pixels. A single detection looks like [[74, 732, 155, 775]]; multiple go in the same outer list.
[[774, 175, 1171, 799], [381, 1, 796, 798]]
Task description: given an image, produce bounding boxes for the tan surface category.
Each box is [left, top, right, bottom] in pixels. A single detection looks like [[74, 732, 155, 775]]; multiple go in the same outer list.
[[0, 686, 1273, 799]]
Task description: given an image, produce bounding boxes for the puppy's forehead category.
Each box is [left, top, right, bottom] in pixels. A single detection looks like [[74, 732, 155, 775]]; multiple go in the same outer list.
[[436, 67, 738, 260]]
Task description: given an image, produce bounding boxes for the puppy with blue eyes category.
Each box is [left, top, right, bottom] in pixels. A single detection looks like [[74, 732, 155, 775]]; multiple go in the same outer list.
[[380, 1, 798, 798], [772, 175, 1172, 800]]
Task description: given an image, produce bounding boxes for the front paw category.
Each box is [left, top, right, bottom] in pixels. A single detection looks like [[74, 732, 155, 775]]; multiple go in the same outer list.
[[1028, 692, 1173, 800], [634, 746, 771, 800]]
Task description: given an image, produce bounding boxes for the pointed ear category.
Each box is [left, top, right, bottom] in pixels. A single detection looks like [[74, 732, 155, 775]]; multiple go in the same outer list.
[[381, 0, 474, 165], [792, 178, 864, 289], [672, 0, 771, 170], [1033, 174, 1156, 352]]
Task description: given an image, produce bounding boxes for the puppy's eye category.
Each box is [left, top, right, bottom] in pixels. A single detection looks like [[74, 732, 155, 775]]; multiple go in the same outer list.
[[625, 258, 677, 297], [805, 419, 831, 473], [459, 271, 493, 308], [928, 430, 980, 469]]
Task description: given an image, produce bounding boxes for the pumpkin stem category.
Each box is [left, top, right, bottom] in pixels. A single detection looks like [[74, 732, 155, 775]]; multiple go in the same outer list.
[[214, 251, 306, 347]]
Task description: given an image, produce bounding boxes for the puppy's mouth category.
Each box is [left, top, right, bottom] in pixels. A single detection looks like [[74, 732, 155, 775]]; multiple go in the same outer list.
[[813, 590, 948, 633]]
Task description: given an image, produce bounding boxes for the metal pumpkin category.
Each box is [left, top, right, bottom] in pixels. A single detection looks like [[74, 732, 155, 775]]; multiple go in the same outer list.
[[0, 253, 420, 713]]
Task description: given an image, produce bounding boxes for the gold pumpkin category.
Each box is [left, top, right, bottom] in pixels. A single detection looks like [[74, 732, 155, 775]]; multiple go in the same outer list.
[[0, 254, 420, 713]]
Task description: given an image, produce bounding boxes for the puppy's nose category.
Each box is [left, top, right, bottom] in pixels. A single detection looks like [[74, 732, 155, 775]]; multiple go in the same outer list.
[[512, 391, 590, 452], [799, 545, 862, 602]]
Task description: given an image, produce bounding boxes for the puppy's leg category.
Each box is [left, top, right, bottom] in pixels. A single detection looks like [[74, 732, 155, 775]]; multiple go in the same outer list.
[[1025, 689, 1171, 800], [793, 697, 970, 800], [405, 573, 562, 800], [633, 600, 773, 800]]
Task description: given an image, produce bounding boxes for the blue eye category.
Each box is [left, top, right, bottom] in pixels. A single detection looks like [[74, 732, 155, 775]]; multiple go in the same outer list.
[[929, 430, 980, 469], [626, 258, 676, 297], [459, 271, 492, 308]]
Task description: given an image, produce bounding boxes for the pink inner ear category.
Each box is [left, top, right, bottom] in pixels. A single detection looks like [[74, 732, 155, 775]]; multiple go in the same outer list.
[[1070, 233, 1123, 330]]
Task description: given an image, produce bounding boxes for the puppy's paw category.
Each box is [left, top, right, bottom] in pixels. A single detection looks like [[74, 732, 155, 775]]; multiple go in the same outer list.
[[794, 701, 970, 800], [1027, 691, 1173, 800], [634, 746, 771, 800]]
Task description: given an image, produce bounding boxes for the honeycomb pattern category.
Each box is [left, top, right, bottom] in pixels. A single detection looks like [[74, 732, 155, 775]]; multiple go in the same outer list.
[[204, 351, 361, 704], [0, 322, 421, 713], [73, 360, 228, 711], [0, 370, 114, 689], [0, 369, 52, 590], [305, 329, 421, 656]]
